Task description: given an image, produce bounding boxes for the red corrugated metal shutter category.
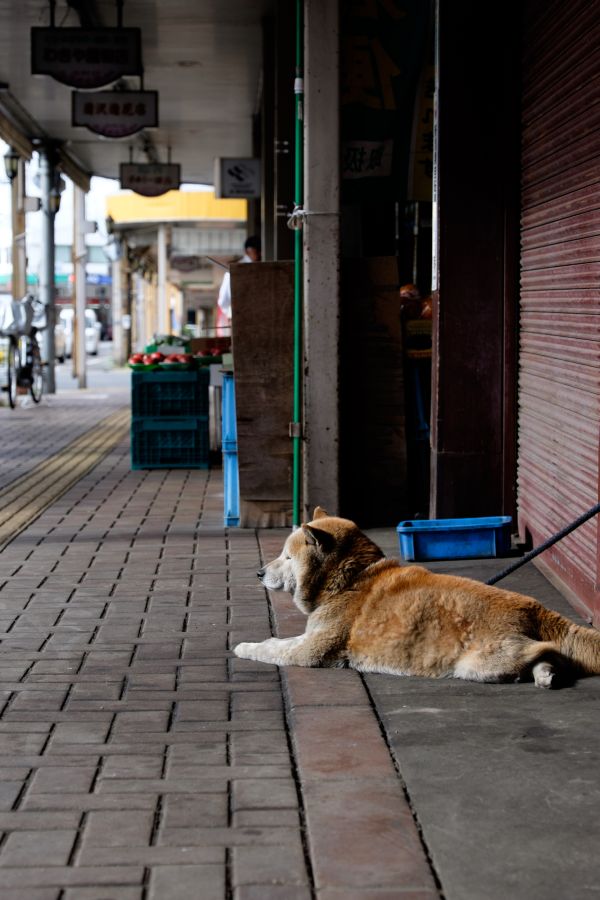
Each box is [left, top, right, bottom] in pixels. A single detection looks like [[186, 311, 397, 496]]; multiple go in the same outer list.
[[519, 0, 600, 624]]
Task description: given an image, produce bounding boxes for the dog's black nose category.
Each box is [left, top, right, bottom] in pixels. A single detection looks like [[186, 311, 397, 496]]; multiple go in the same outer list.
[[257, 567, 265, 579]]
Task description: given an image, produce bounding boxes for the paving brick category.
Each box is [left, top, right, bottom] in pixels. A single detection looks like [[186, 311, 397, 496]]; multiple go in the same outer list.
[[290, 706, 398, 779], [63, 889, 143, 900], [0, 866, 144, 888], [111, 710, 171, 734], [0, 828, 77, 867], [231, 842, 309, 888], [166, 742, 226, 769], [303, 778, 437, 891], [158, 825, 303, 848], [45, 721, 112, 748], [283, 667, 371, 707], [318, 891, 438, 900], [101, 754, 164, 779], [28, 765, 97, 795], [0, 890, 60, 900], [232, 809, 301, 828], [175, 700, 229, 722], [81, 809, 155, 848], [147, 864, 225, 900], [20, 793, 158, 813], [231, 692, 283, 713], [231, 778, 298, 811], [0, 766, 30, 780], [234, 887, 312, 900], [0, 811, 81, 830], [0, 732, 49, 754], [76, 844, 223, 867], [229, 730, 290, 766], [161, 794, 228, 829]]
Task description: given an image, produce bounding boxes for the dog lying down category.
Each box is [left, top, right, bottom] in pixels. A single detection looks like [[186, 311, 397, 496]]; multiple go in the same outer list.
[[234, 507, 600, 688]]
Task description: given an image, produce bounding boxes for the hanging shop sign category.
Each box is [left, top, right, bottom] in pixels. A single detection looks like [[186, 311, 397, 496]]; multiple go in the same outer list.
[[120, 162, 181, 197], [31, 27, 142, 89], [72, 90, 158, 138], [214, 158, 261, 199]]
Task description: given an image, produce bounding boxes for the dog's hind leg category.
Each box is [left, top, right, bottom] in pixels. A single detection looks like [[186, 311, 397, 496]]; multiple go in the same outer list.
[[453, 638, 563, 687]]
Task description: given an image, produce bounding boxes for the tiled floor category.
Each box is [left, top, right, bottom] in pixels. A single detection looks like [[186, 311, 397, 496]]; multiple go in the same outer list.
[[0, 386, 599, 899]]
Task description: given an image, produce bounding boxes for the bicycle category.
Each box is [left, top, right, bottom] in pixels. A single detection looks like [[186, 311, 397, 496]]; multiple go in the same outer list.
[[6, 330, 44, 408], [1, 296, 45, 409]]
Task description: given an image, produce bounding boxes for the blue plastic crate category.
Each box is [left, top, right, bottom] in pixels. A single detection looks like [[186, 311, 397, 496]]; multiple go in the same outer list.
[[396, 516, 512, 561], [131, 416, 209, 469], [222, 372, 237, 451], [223, 449, 240, 526], [131, 369, 209, 418]]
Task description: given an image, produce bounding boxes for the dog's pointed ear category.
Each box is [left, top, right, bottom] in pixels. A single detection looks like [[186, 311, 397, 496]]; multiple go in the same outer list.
[[312, 506, 329, 520], [302, 524, 334, 551]]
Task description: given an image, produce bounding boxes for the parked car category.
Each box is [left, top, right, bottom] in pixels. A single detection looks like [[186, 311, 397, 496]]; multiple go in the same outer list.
[[54, 318, 67, 363], [59, 308, 102, 357]]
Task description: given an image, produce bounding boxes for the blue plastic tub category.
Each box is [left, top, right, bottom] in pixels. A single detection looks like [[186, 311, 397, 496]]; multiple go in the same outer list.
[[396, 516, 512, 561]]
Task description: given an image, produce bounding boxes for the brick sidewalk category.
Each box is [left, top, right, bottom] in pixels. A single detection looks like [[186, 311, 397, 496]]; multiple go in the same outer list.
[[0, 386, 128, 489], [0, 429, 438, 899], [2, 404, 599, 898]]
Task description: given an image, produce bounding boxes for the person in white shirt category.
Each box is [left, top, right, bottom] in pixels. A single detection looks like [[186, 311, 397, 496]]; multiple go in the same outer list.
[[217, 235, 262, 322]]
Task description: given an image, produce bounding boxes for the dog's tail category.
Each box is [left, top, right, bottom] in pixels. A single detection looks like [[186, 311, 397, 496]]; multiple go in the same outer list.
[[535, 607, 600, 675]]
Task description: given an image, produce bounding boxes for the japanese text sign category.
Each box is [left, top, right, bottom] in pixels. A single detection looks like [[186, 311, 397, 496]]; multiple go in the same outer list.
[[31, 27, 142, 89], [72, 90, 158, 138], [120, 163, 181, 197]]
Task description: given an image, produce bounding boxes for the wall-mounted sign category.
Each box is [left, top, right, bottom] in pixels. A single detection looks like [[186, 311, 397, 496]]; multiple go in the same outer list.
[[341, 139, 394, 180], [214, 158, 261, 199], [120, 163, 181, 197], [31, 27, 142, 89], [72, 90, 158, 138]]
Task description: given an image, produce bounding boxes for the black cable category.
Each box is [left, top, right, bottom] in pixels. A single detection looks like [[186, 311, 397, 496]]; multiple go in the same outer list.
[[486, 501, 600, 586]]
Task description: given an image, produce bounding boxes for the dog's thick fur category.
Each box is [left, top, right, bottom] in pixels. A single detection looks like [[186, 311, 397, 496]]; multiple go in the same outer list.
[[234, 507, 600, 688]]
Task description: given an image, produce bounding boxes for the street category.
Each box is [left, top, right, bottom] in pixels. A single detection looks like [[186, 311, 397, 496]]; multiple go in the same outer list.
[[54, 340, 129, 393]]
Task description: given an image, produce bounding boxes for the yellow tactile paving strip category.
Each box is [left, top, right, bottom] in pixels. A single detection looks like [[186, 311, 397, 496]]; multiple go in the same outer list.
[[0, 407, 130, 549]]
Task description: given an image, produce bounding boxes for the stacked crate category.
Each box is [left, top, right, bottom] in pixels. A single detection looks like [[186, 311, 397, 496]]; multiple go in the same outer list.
[[130, 369, 210, 469], [222, 372, 240, 526]]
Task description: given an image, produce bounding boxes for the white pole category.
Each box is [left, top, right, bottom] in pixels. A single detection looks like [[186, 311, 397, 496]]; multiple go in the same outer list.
[[39, 145, 57, 394], [157, 224, 168, 335], [73, 184, 87, 388]]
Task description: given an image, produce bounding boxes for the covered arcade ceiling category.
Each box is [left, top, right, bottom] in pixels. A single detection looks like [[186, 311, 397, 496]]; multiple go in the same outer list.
[[0, 0, 271, 185]]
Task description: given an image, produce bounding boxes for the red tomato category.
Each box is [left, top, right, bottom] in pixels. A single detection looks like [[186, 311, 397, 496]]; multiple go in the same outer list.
[[129, 353, 144, 364], [148, 351, 164, 362]]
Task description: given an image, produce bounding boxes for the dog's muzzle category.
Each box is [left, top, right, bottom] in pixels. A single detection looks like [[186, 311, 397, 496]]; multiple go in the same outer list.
[[257, 567, 265, 580]]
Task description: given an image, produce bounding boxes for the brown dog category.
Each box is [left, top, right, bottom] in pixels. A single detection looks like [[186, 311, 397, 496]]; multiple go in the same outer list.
[[234, 507, 600, 687]]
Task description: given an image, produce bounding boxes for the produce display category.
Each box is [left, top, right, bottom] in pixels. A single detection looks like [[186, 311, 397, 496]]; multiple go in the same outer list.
[[128, 335, 223, 370]]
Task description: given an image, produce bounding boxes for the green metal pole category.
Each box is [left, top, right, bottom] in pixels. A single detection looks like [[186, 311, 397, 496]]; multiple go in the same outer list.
[[292, 0, 303, 527]]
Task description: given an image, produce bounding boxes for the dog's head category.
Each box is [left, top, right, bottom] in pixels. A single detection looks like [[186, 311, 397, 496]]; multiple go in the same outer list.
[[257, 506, 384, 614]]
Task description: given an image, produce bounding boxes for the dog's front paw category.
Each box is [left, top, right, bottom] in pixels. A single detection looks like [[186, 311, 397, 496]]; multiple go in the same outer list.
[[234, 641, 260, 660]]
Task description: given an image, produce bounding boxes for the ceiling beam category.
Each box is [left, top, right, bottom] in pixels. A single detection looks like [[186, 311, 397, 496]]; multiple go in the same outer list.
[[58, 148, 92, 193], [0, 112, 33, 159]]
